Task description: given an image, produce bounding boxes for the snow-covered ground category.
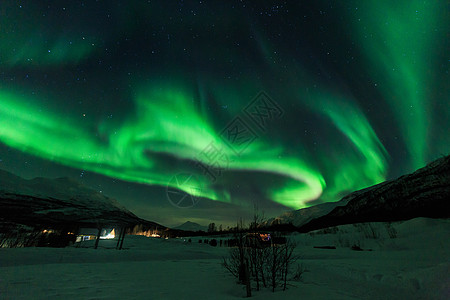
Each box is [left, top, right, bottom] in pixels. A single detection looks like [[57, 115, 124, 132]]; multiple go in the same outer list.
[[1, 218, 449, 299]]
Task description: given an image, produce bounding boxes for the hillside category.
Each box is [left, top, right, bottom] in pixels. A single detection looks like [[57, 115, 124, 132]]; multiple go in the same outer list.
[[0, 169, 162, 230], [267, 198, 350, 227], [299, 155, 450, 232]]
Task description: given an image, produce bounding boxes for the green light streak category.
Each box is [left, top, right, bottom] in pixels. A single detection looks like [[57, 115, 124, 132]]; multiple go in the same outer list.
[[346, 0, 445, 169], [0, 86, 325, 209], [319, 96, 387, 181], [0, 89, 218, 200], [304, 92, 388, 201]]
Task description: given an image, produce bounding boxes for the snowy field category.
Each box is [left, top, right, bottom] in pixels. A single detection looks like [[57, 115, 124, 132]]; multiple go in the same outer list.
[[1, 218, 449, 299]]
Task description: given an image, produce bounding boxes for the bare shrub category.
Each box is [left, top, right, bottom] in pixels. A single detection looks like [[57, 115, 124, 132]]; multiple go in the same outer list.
[[293, 263, 307, 281], [384, 222, 398, 239], [223, 214, 302, 297], [0, 225, 75, 248], [0, 229, 43, 248]]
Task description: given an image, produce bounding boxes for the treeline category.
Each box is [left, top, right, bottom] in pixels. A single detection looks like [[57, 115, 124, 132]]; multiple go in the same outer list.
[[0, 224, 76, 248], [174, 221, 299, 237]]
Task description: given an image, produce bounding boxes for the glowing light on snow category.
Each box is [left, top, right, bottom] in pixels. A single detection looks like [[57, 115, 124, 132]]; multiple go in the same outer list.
[[100, 229, 115, 240]]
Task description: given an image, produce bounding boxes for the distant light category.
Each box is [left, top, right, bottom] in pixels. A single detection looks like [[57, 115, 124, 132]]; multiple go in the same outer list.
[[100, 229, 115, 239]]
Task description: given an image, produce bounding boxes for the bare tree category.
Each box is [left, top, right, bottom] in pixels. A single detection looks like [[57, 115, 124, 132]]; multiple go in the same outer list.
[[207, 222, 216, 233], [268, 235, 282, 292], [248, 208, 267, 291], [222, 218, 251, 297], [223, 216, 302, 296], [281, 239, 298, 290]]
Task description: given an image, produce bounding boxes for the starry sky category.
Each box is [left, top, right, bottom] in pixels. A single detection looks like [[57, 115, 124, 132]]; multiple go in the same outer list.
[[0, 1, 449, 227]]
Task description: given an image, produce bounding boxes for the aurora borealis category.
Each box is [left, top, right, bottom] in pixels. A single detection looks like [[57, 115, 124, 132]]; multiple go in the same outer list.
[[0, 1, 448, 226]]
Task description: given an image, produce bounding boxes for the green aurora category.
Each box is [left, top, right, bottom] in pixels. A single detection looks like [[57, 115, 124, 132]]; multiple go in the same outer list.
[[0, 0, 448, 213]]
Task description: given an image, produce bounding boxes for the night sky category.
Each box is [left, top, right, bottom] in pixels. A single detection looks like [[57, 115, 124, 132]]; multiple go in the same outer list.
[[0, 1, 449, 227]]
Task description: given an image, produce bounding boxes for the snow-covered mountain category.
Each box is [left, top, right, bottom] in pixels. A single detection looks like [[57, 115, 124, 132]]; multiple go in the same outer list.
[[269, 181, 397, 227], [173, 221, 207, 232], [266, 198, 350, 227], [0, 169, 160, 229], [299, 155, 450, 232]]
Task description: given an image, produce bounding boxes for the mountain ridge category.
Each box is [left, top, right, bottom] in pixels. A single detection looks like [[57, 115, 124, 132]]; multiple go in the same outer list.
[[0, 169, 163, 230], [173, 221, 207, 232], [297, 155, 450, 232]]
